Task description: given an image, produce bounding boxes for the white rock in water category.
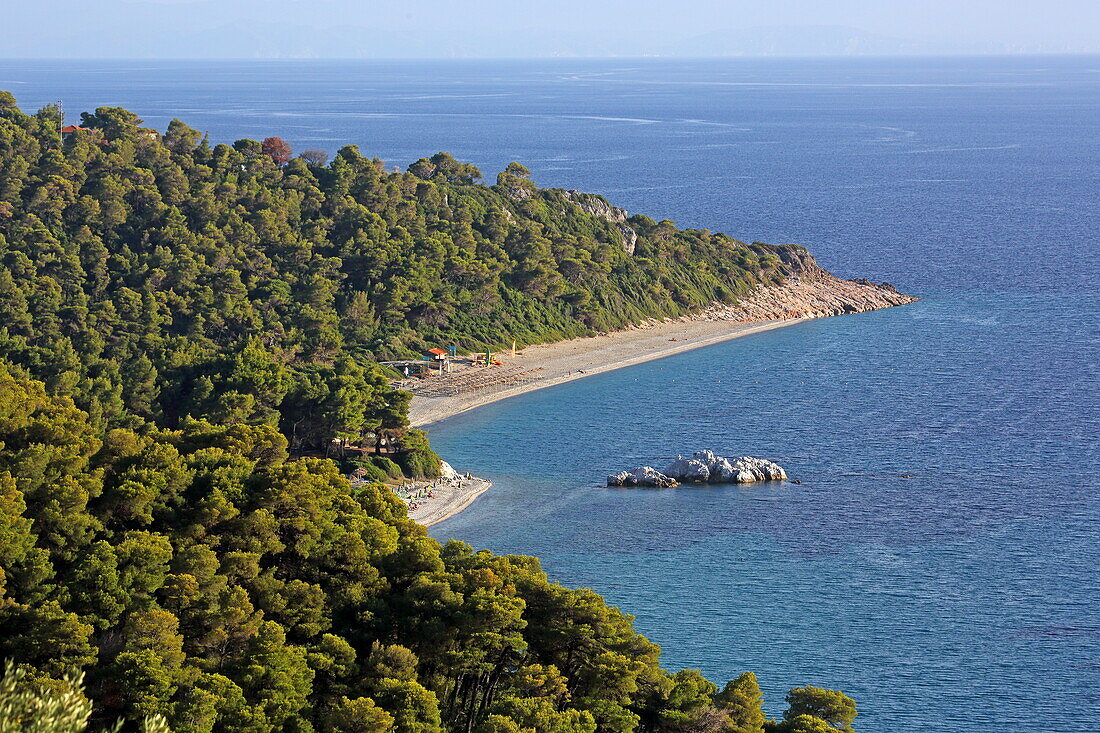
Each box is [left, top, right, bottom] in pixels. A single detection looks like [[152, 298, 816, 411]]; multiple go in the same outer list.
[[439, 460, 460, 481], [727, 456, 787, 482], [662, 451, 786, 484], [607, 466, 679, 488], [664, 455, 712, 482], [709, 456, 737, 482]]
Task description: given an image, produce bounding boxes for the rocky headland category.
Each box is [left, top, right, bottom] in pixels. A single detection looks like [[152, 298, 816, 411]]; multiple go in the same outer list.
[[552, 189, 915, 322], [410, 216, 917, 430], [703, 244, 916, 322], [608, 450, 788, 487]]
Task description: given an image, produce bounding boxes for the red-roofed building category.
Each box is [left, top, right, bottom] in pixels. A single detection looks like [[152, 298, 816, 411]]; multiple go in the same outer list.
[[61, 124, 89, 140]]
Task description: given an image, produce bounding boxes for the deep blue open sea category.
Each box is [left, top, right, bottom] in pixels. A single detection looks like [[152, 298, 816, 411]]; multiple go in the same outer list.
[[5, 56, 1098, 732]]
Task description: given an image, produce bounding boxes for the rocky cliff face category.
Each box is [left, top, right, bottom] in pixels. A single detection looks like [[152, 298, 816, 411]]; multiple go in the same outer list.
[[559, 190, 629, 224], [558, 189, 638, 255], [766, 243, 831, 280]]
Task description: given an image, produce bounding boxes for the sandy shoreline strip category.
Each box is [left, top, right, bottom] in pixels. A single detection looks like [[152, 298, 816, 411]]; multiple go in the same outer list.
[[407, 477, 493, 527], [403, 317, 800, 528], [409, 317, 800, 428]]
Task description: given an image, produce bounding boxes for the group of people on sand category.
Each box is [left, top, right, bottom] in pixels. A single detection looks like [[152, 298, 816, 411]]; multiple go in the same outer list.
[[345, 472, 439, 511], [399, 485, 436, 512]]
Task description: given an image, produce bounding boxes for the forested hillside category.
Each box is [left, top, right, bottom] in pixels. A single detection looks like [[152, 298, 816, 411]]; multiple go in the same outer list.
[[0, 93, 858, 732], [0, 93, 786, 444], [0, 363, 856, 732]]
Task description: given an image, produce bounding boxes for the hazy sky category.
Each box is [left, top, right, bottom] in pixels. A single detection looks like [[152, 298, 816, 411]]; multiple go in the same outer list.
[[2, 0, 1098, 57]]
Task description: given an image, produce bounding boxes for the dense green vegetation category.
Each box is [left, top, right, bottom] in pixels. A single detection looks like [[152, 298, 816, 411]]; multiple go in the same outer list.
[[0, 93, 785, 445], [0, 363, 855, 732], [0, 93, 856, 732]]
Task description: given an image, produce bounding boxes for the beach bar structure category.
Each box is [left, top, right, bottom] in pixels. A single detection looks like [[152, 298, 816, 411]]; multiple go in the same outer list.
[[426, 348, 451, 374]]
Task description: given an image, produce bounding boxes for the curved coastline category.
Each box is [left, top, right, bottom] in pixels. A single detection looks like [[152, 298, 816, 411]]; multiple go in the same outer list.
[[410, 317, 800, 429], [408, 318, 815, 529], [409, 318, 809, 528], [410, 254, 916, 430], [410, 271, 917, 527]]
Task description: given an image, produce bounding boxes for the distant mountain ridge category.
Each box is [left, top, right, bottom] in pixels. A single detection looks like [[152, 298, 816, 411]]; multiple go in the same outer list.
[[52, 23, 630, 60], [663, 25, 946, 57], [77, 23, 947, 59]]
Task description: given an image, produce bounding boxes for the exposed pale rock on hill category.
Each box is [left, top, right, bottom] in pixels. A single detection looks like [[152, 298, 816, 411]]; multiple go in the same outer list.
[[558, 189, 638, 254]]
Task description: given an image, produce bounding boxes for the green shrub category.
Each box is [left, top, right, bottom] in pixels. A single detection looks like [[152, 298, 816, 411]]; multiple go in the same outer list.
[[348, 459, 391, 483], [396, 430, 442, 479], [0, 661, 169, 733], [370, 455, 405, 481]]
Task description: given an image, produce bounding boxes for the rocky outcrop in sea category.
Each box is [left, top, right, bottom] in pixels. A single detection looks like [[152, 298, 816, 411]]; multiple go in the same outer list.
[[605, 466, 680, 488], [607, 450, 787, 487]]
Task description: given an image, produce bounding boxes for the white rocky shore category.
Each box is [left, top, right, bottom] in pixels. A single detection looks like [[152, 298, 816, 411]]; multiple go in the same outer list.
[[607, 450, 787, 487], [402, 460, 493, 527]]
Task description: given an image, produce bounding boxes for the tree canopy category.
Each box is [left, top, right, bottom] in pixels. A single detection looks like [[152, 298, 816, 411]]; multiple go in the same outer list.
[[0, 94, 788, 447], [0, 362, 857, 732], [0, 94, 854, 732]]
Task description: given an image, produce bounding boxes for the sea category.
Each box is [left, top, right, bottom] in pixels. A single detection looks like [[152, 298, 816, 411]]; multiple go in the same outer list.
[[4, 56, 1098, 732]]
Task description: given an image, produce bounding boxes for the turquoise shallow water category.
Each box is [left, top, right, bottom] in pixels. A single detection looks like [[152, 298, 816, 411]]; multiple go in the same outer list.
[[6, 55, 1099, 731]]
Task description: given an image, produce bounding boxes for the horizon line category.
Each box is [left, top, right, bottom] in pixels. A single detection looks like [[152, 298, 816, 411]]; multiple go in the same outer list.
[[2, 51, 1099, 62]]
